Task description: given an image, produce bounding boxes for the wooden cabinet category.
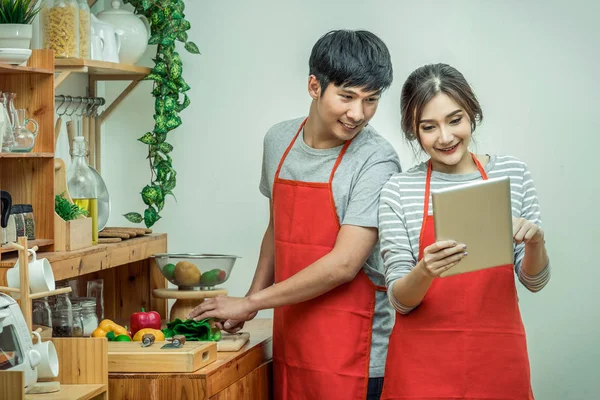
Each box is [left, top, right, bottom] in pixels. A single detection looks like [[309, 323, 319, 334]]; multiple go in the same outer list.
[[0, 50, 57, 258]]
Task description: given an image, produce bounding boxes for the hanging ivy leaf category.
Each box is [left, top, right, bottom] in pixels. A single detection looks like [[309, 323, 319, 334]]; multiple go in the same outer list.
[[144, 206, 161, 228], [154, 131, 168, 143], [176, 94, 191, 112], [148, 33, 161, 45], [177, 77, 191, 92], [141, 185, 161, 205], [184, 41, 200, 54], [176, 31, 188, 43], [154, 98, 165, 114], [159, 142, 174, 153], [144, 73, 164, 83], [138, 132, 157, 145], [164, 96, 177, 112], [153, 61, 168, 75], [166, 113, 182, 129], [169, 62, 182, 80], [165, 79, 179, 92], [124, 212, 144, 223], [141, 0, 152, 11], [164, 175, 177, 191]]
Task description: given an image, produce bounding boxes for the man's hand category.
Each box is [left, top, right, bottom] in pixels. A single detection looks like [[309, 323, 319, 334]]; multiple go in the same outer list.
[[187, 295, 257, 323]]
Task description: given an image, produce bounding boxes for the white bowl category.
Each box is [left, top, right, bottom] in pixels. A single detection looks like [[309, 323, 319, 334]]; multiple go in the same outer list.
[[0, 48, 32, 65]]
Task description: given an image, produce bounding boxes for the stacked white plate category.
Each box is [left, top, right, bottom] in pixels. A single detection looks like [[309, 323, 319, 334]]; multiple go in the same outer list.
[[0, 48, 32, 65]]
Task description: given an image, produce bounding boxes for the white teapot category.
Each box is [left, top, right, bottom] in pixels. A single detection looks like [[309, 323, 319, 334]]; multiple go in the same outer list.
[[96, 0, 150, 65]]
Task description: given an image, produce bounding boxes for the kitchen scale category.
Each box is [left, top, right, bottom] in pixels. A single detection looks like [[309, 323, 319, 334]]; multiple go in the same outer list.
[[151, 253, 250, 351]]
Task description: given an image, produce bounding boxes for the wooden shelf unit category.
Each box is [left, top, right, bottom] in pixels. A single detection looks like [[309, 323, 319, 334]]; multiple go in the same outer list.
[[0, 50, 56, 259]]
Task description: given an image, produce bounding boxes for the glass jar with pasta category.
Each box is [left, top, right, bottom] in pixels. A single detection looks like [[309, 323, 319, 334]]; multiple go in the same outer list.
[[77, 0, 91, 59], [41, 0, 80, 58]]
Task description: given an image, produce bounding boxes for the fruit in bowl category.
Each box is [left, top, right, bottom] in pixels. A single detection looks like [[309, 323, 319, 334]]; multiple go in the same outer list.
[[152, 253, 240, 289]]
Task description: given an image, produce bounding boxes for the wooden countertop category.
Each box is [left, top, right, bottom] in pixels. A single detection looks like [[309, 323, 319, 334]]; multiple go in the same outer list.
[[0, 233, 167, 283], [109, 318, 273, 398]]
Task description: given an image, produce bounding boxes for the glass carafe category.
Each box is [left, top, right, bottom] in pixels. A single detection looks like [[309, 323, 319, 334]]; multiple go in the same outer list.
[[11, 109, 38, 153], [67, 136, 98, 244]]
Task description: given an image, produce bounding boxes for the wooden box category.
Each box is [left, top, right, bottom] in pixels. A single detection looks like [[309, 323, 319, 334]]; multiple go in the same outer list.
[[53, 213, 92, 252]]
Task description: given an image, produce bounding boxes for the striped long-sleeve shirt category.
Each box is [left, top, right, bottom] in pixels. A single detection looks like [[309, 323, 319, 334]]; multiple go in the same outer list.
[[379, 155, 551, 314]]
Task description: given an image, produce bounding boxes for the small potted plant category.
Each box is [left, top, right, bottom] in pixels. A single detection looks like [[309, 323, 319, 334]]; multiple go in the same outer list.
[[0, 0, 41, 50]]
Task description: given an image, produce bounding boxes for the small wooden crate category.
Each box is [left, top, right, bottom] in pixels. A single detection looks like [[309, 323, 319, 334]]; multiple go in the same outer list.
[[54, 213, 92, 252]]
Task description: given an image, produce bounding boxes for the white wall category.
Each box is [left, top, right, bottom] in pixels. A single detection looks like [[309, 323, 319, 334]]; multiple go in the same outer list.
[[100, 1, 599, 398]]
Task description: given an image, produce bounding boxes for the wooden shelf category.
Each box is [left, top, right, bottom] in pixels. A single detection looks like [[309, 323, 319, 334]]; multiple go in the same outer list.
[[25, 384, 107, 400], [0, 152, 54, 158], [0, 62, 54, 75], [0, 233, 167, 279], [55, 58, 150, 77], [0, 239, 54, 254]]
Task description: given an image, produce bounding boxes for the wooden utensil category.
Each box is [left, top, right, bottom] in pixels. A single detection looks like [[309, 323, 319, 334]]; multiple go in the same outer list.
[[54, 116, 62, 147], [66, 120, 75, 155], [82, 115, 90, 164], [98, 238, 121, 244]]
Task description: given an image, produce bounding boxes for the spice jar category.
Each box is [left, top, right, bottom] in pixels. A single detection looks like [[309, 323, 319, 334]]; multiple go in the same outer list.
[[41, 0, 80, 58], [73, 297, 98, 336], [11, 205, 24, 237], [32, 297, 52, 329], [21, 204, 35, 240], [71, 304, 84, 337], [52, 293, 73, 337]]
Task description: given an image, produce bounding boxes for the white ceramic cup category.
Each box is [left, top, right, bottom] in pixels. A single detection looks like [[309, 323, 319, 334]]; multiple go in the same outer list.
[[7, 249, 55, 294], [31, 331, 59, 379]]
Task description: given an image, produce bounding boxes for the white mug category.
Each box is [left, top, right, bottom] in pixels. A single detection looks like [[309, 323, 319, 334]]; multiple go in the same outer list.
[[31, 331, 59, 379], [7, 249, 55, 294]]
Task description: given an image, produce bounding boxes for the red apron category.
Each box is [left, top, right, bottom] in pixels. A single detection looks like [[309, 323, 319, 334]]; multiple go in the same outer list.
[[272, 118, 383, 400], [381, 153, 534, 400]]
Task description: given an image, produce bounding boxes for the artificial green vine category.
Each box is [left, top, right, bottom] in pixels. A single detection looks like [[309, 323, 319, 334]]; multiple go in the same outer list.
[[122, 0, 199, 228]]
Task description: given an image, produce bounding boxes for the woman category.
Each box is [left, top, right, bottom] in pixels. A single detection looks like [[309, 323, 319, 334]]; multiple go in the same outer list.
[[379, 63, 550, 399]]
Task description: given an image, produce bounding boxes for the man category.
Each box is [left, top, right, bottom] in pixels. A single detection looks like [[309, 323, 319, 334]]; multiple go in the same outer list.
[[188, 30, 401, 400]]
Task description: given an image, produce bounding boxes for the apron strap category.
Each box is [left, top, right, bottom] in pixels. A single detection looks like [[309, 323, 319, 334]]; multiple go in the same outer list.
[[418, 153, 488, 258], [274, 118, 307, 181]]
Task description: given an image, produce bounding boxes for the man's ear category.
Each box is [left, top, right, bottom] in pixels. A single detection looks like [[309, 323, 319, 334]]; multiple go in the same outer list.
[[308, 75, 321, 100]]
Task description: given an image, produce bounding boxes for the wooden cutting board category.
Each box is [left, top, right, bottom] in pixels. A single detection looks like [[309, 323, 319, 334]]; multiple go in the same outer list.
[[216, 332, 250, 352], [108, 341, 217, 373]]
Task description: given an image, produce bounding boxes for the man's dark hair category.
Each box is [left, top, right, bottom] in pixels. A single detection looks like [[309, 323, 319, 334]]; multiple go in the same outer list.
[[309, 30, 393, 94]]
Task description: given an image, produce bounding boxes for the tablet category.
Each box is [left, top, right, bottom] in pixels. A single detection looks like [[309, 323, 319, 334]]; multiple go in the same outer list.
[[431, 176, 514, 278]]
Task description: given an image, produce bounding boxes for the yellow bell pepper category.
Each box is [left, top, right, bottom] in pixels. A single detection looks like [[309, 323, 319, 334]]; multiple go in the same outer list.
[[132, 328, 165, 342], [92, 319, 131, 339]]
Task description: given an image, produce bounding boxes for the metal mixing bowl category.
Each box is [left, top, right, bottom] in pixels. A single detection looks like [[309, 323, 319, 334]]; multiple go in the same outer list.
[[152, 253, 240, 289]]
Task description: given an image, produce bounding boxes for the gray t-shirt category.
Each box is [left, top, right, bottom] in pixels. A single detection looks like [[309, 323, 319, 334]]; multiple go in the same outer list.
[[260, 117, 401, 377]]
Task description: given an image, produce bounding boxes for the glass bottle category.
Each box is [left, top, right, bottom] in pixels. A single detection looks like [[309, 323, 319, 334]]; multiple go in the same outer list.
[[77, 0, 91, 59], [41, 0, 80, 58], [2, 92, 17, 129], [52, 293, 73, 337], [32, 297, 52, 329], [0, 101, 14, 152], [67, 137, 98, 244]]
